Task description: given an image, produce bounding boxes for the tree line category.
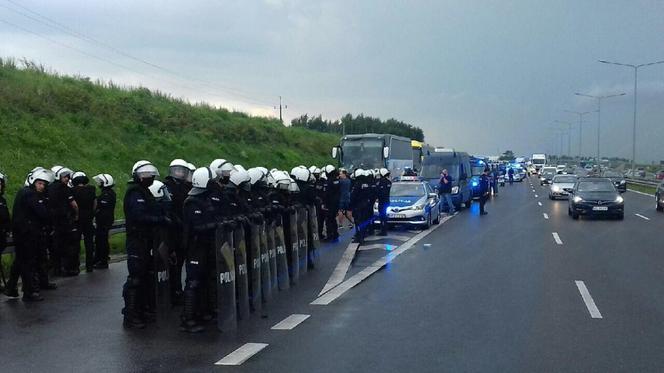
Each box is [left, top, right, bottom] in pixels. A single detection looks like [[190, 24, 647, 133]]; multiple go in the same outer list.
[[290, 113, 425, 141]]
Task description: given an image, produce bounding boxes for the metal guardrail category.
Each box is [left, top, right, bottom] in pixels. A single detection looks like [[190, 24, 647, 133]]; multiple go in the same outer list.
[[1, 219, 126, 256], [626, 177, 660, 188]]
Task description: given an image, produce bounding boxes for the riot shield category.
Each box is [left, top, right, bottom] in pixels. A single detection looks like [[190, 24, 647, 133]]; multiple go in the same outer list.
[[273, 215, 290, 290], [286, 209, 299, 285], [266, 220, 278, 292], [259, 221, 272, 305], [234, 224, 250, 321], [247, 222, 262, 315], [215, 227, 236, 333], [297, 206, 308, 274], [154, 239, 172, 318], [307, 204, 320, 269]]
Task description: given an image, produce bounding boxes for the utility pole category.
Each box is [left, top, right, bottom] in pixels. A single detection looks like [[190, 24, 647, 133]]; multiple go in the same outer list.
[[274, 96, 287, 125], [564, 110, 592, 159], [575, 92, 625, 163]]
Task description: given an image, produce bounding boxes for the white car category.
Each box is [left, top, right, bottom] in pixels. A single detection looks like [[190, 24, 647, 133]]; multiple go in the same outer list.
[[549, 174, 578, 199], [556, 165, 567, 174]]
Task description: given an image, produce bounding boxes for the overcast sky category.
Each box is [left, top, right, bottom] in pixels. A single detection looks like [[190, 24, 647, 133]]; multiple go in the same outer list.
[[1, 0, 663, 162]]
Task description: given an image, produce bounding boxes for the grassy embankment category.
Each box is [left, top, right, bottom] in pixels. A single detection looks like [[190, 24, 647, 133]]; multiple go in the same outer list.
[[0, 58, 338, 270]]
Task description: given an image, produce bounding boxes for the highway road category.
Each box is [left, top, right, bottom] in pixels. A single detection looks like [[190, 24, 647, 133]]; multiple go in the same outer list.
[[1, 175, 663, 372]]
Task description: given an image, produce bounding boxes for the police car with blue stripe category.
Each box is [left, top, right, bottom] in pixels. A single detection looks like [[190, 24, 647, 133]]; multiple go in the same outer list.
[[373, 176, 441, 228]]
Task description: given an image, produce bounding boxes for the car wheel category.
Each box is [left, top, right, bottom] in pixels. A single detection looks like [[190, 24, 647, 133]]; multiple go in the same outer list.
[[549, 194, 554, 200], [617, 212, 624, 220], [657, 195, 663, 212], [433, 209, 440, 224], [423, 213, 431, 230], [572, 212, 579, 220]]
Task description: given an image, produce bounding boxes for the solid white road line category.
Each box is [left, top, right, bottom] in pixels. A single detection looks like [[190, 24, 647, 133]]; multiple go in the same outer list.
[[363, 234, 412, 242], [311, 214, 454, 306], [538, 202, 543, 206], [635, 213, 651, 221], [543, 213, 549, 219], [552, 232, 563, 245], [215, 343, 269, 366], [358, 243, 399, 251], [318, 242, 360, 296], [271, 314, 310, 330], [575, 281, 603, 319], [627, 189, 653, 197]]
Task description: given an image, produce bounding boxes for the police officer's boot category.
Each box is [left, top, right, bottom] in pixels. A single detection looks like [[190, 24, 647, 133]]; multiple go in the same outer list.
[[122, 286, 146, 329], [378, 219, 388, 236], [180, 288, 204, 333]]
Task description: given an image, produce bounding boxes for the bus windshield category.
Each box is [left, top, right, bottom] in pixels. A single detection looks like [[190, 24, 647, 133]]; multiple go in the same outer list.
[[341, 139, 384, 169]]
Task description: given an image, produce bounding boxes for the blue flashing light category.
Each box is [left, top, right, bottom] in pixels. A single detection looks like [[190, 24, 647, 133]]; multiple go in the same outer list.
[[472, 181, 478, 187]]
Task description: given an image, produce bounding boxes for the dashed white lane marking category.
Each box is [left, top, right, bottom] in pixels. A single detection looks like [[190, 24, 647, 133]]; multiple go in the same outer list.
[[627, 189, 653, 197], [318, 242, 360, 296], [538, 202, 543, 206], [552, 232, 563, 245], [271, 314, 310, 330], [363, 234, 411, 242], [575, 281, 603, 319], [311, 214, 454, 306], [635, 213, 650, 221], [215, 343, 269, 366], [543, 213, 549, 219], [535, 194, 538, 198]]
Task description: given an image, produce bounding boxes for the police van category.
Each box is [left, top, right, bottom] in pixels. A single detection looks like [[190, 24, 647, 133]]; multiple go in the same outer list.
[[420, 148, 472, 210]]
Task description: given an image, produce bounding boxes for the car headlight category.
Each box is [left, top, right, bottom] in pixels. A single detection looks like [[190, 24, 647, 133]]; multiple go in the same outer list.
[[573, 196, 583, 203], [615, 195, 624, 203], [551, 185, 561, 192], [540, 177, 545, 181], [451, 186, 459, 194], [619, 180, 626, 184]]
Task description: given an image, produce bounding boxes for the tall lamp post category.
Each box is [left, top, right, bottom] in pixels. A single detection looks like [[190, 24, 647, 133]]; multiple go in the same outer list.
[[564, 110, 592, 159], [554, 120, 573, 157], [574, 92, 626, 164], [598, 59, 664, 175]]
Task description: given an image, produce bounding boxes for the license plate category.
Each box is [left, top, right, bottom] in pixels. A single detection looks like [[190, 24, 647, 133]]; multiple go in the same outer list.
[[592, 206, 608, 211], [388, 214, 406, 219]]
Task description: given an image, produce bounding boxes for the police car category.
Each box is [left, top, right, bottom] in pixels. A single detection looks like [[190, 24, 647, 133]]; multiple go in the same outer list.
[[373, 176, 441, 228]]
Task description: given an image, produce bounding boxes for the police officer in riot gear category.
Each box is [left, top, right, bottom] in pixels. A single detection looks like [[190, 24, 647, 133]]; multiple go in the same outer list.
[[377, 168, 392, 236], [49, 166, 79, 276], [181, 167, 218, 333], [122, 160, 170, 329], [313, 167, 327, 240], [5, 168, 52, 301], [72, 171, 97, 273], [163, 159, 191, 304], [92, 174, 115, 269], [0, 172, 10, 290], [350, 169, 372, 243]]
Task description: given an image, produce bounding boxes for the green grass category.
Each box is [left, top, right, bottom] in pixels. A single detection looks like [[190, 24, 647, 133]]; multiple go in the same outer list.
[[0, 58, 338, 217], [627, 183, 656, 196]]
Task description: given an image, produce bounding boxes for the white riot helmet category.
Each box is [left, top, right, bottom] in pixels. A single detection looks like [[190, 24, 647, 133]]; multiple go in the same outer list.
[[132, 160, 159, 180], [324, 164, 336, 174], [29, 168, 55, 186], [292, 167, 310, 182], [25, 167, 44, 186], [288, 177, 300, 193], [319, 172, 327, 180], [0, 172, 5, 183], [53, 166, 73, 181], [93, 173, 115, 187], [186, 163, 195, 183], [229, 167, 251, 187], [269, 170, 291, 190], [210, 159, 234, 180], [169, 159, 189, 181], [308, 165, 318, 175], [379, 168, 390, 177], [248, 167, 267, 185], [352, 168, 364, 179], [190, 167, 214, 195], [148, 180, 171, 201]]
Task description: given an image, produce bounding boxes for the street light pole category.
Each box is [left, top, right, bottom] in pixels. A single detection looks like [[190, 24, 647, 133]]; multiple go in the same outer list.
[[574, 92, 626, 164], [554, 120, 573, 157], [598, 59, 664, 176], [564, 110, 592, 158]]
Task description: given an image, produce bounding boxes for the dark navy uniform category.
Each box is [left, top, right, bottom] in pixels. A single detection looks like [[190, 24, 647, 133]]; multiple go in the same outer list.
[[324, 172, 340, 241], [48, 181, 78, 275], [479, 172, 490, 215], [350, 176, 372, 243], [94, 187, 116, 268], [377, 176, 392, 235], [314, 176, 327, 240], [73, 182, 96, 272], [163, 175, 189, 302]]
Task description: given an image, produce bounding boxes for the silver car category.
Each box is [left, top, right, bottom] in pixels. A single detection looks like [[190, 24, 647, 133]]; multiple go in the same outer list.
[[549, 174, 578, 200]]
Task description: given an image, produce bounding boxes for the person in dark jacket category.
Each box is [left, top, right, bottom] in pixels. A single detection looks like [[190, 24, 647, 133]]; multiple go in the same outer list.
[[72, 172, 97, 273], [350, 169, 372, 243], [438, 169, 455, 214], [479, 168, 491, 215], [314, 170, 328, 240], [48, 166, 79, 276], [93, 174, 116, 269], [5, 168, 53, 301], [376, 168, 392, 236], [122, 160, 170, 329], [323, 165, 340, 242]]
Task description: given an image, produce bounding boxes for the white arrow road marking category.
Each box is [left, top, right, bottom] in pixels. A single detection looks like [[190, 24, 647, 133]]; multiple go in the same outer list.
[[635, 213, 650, 221], [271, 314, 310, 330], [575, 281, 603, 319], [318, 242, 360, 296], [215, 343, 269, 366], [358, 243, 399, 251], [552, 232, 563, 245]]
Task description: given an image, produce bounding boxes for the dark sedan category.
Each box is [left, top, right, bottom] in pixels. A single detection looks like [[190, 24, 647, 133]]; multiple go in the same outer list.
[[657, 181, 664, 212], [600, 170, 627, 192], [568, 178, 624, 220]]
